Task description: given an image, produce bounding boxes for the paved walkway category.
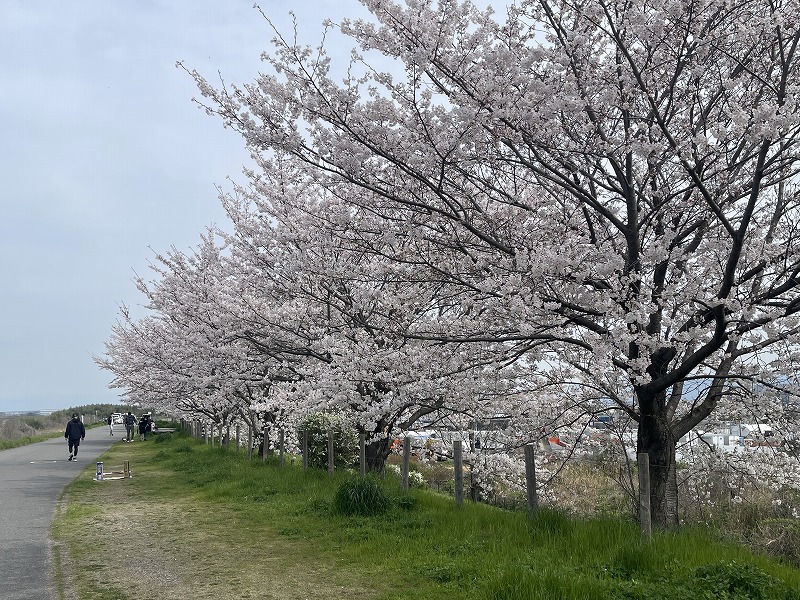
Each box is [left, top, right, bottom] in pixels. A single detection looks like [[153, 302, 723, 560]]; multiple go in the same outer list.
[[0, 423, 119, 600]]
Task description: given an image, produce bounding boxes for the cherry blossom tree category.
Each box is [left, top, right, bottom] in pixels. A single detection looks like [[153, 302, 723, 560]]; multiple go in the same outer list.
[[97, 233, 266, 433], [217, 175, 536, 470], [100, 175, 529, 471], [186, 0, 800, 528]]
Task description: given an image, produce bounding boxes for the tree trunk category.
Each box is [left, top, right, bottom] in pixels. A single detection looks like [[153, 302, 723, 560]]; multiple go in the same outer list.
[[637, 400, 679, 529], [364, 436, 392, 473]]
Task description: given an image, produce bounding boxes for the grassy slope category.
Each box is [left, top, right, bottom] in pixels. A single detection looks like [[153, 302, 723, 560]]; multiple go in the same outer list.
[[0, 422, 105, 451], [51, 433, 800, 600]]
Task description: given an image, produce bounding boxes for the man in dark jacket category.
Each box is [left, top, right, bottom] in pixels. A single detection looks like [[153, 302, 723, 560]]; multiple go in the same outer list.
[[64, 413, 85, 461], [124, 411, 137, 442]]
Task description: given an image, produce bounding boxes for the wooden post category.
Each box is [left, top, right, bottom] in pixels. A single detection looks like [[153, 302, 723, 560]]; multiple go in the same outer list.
[[327, 430, 335, 476], [454, 440, 463, 507], [359, 432, 366, 476], [638, 453, 652, 541], [262, 425, 268, 463], [264, 428, 271, 459], [302, 430, 308, 470], [235, 425, 241, 453], [225, 425, 231, 451], [278, 428, 285, 467], [524, 444, 538, 511], [402, 437, 411, 491], [247, 424, 253, 460], [123, 460, 130, 478]]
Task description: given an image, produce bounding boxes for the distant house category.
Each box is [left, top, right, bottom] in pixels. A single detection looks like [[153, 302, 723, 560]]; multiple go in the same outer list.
[[678, 422, 779, 457]]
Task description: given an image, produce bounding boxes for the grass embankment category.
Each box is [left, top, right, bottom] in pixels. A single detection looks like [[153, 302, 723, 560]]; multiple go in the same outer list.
[[0, 423, 106, 451], [1, 404, 132, 450], [0, 431, 63, 450], [51, 433, 800, 600]]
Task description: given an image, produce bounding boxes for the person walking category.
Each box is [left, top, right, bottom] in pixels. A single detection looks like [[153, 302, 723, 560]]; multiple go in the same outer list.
[[138, 414, 152, 441], [124, 411, 137, 442], [106, 414, 114, 436], [64, 413, 85, 461]]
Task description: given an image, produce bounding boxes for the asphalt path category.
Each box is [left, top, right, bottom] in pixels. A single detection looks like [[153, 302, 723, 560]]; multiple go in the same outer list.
[[0, 423, 120, 600]]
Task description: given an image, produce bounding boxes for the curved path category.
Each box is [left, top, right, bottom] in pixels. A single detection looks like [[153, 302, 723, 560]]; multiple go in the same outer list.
[[0, 423, 119, 600]]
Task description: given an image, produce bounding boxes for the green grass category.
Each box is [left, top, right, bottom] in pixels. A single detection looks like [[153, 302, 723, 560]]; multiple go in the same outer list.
[[51, 433, 800, 600]]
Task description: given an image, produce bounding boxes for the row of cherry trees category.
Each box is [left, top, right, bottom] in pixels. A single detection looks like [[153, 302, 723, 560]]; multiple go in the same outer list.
[[99, 0, 800, 528]]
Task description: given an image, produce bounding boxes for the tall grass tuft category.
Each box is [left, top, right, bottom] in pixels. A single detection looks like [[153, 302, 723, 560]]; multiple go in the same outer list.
[[173, 440, 193, 452], [480, 566, 611, 600], [333, 475, 391, 516]]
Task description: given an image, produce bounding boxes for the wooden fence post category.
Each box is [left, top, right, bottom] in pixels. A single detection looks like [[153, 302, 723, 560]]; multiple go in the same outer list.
[[123, 460, 130, 478], [638, 453, 652, 541], [278, 428, 285, 467], [402, 438, 411, 491], [359, 432, 366, 476], [327, 430, 335, 476], [302, 430, 308, 470], [454, 440, 463, 507], [524, 444, 538, 511]]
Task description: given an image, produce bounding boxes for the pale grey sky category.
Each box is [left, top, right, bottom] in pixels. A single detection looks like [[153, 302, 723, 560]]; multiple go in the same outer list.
[[0, 0, 371, 412]]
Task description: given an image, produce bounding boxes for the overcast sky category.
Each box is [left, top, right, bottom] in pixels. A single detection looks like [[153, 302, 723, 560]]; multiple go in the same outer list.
[[0, 0, 373, 413]]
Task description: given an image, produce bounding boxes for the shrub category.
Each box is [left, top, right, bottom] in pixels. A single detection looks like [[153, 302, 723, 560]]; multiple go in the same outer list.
[[693, 561, 785, 600], [20, 416, 46, 430], [298, 411, 359, 470], [334, 476, 390, 516], [758, 519, 800, 567], [0, 417, 35, 440]]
